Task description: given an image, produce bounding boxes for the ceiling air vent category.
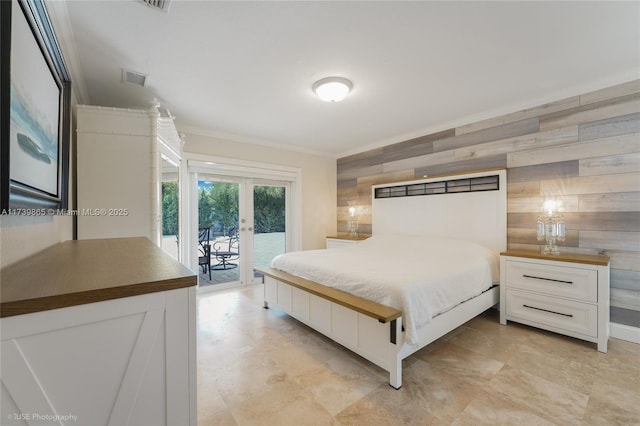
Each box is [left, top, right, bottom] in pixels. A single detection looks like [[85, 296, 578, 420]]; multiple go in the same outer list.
[[139, 0, 170, 13], [122, 69, 149, 87]]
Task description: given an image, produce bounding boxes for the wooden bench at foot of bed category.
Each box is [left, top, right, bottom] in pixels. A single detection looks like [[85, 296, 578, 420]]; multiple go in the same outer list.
[[257, 266, 500, 389], [256, 266, 405, 388]]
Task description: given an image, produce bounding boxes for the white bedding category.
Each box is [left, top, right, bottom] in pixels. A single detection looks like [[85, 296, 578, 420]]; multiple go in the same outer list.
[[269, 234, 499, 345]]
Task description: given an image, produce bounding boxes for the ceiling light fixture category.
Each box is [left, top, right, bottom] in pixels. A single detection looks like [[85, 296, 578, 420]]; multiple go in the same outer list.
[[312, 77, 353, 102]]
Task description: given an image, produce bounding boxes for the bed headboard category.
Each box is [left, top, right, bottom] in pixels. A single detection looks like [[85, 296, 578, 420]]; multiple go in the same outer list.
[[371, 169, 507, 254]]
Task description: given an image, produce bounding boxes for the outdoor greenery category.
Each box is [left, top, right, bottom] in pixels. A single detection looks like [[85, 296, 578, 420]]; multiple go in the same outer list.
[[161, 182, 179, 235], [253, 186, 286, 234], [198, 182, 238, 235], [197, 183, 285, 235], [161, 182, 286, 237]]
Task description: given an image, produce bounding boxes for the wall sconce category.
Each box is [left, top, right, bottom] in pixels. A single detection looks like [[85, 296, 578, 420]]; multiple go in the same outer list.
[[536, 199, 566, 255], [348, 206, 359, 237]]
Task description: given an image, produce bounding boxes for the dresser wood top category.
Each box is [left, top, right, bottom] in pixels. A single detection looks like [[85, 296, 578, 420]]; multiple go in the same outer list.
[[0, 237, 196, 318], [501, 249, 610, 266]]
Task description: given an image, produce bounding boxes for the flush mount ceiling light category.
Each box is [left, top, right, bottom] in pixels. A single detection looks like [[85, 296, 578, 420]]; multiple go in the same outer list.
[[312, 77, 353, 102]]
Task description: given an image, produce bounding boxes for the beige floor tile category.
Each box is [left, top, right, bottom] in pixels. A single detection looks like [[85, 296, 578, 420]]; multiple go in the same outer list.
[[268, 339, 334, 379], [506, 342, 599, 395], [451, 390, 556, 426], [333, 394, 407, 426], [198, 409, 238, 426], [594, 338, 640, 389], [228, 380, 333, 426], [415, 341, 504, 385], [294, 355, 382, 416], [524, 326, 604, 368], [214, 356, 291, 408], [198, 355, 238, 425], [486, 365, 588, 424], [588, 380, 640, 417], [336, 358, 480, 425], [583, 391, 640, 426], [198, 389, 237, 426], [445, 325, 522, 363], [449, 311, 532, 363], [196, 286, 640, 426]]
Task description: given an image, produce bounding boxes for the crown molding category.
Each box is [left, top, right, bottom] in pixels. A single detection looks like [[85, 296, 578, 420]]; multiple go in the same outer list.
[[45, 0, 90, 104], [178, 124, 337, 159]]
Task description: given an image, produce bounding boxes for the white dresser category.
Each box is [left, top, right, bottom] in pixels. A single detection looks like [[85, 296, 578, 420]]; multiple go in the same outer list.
[[500, 250, 610, 352], [326, 234, 369, 248], [0, 238, 197, 425]]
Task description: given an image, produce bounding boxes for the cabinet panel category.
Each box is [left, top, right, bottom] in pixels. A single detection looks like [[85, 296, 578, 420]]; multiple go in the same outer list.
[[357, 313, 388, 368], [325, 236, 369, 249], [326, 239, 356, 249], [500, 251, 609, 352], [505, 260, 597, 302], [1, 288, 195, 426], [276, 281, 292, 311], [309, 294, 331, 333], [76, 105, 182, 247], [332, 304, 358, 345], [291, 287, 310, 321], [78, 133, 152, 239], [507, 289, 598, 337]]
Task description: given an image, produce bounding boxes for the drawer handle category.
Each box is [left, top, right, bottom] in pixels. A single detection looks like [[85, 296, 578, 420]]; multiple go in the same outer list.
[[523, 304, 573, 318], [522, 274, 573, 285]]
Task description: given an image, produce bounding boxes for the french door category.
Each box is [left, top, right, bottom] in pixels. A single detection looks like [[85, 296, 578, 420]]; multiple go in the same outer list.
[[193, 173, 290, 291]]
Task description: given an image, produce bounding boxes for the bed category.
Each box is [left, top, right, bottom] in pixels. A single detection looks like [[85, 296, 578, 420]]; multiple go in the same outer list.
[[257, 169, 507, 389]]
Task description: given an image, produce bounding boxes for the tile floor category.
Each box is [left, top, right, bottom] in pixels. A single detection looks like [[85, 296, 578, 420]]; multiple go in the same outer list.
[[197, 285, 640, 426]]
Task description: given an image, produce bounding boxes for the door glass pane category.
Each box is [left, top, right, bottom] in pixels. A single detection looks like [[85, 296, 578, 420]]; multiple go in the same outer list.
[[160, 158, 179, 260], [253, 185, 286, 281], [198, 178, 240, 287]]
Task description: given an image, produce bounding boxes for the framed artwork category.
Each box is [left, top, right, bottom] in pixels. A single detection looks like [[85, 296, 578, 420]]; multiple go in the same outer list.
[[0, 0, 71, 212]]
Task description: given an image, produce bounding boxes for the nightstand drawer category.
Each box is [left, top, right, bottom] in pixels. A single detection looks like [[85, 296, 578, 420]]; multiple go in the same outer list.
[[326, 238, 357, 249], [506, 289, 597, 337], [505, 260, 597, 302], [326, 235, 369, 249]]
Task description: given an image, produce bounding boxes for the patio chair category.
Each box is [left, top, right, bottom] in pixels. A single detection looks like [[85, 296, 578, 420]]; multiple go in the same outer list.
[[198, 227, 212, 280], [212, 226, 240, 270]]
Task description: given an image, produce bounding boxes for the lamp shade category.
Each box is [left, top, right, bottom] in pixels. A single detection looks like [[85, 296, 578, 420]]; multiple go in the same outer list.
[[313, 77, 352, 102]]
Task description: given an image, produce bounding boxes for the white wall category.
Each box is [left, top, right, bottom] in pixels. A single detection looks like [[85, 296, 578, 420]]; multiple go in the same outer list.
[[0, 215, 73, 268], [0, 106, 76, 270], [183, 132, 336, 250], [0, 1, 81, 269]]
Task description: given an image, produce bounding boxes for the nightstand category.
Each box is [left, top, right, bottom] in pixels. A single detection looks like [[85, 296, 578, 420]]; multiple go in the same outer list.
[[326, 234, 369, 249], [500, 250, 610, 352]]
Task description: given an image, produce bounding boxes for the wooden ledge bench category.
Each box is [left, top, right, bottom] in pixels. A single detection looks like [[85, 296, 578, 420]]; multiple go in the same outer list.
[[255, 267, 401, 324]]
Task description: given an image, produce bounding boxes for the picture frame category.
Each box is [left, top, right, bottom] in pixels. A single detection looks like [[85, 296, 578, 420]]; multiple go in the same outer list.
[[0, 0, 71, 212]]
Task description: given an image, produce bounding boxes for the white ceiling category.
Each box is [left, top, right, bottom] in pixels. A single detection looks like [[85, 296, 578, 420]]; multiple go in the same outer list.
[[54, 1, 639, 157]]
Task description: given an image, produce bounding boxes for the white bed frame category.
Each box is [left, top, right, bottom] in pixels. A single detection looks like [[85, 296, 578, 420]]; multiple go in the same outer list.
[[261, 169, 506, 389]]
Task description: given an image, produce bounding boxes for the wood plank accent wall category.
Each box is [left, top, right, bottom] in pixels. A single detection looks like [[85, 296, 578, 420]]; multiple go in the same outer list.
[[337, 80, 640, 324]]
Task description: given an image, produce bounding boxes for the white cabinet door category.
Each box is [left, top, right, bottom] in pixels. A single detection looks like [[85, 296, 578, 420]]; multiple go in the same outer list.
[[1, 287, 196, 426]]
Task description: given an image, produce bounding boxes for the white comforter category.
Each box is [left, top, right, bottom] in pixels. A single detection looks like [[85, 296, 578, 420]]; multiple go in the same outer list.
[[269, 234, 499, 345]]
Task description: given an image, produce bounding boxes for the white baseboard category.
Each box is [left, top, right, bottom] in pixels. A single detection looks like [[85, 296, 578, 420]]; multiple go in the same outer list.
[[610, 322, 640, 344]]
